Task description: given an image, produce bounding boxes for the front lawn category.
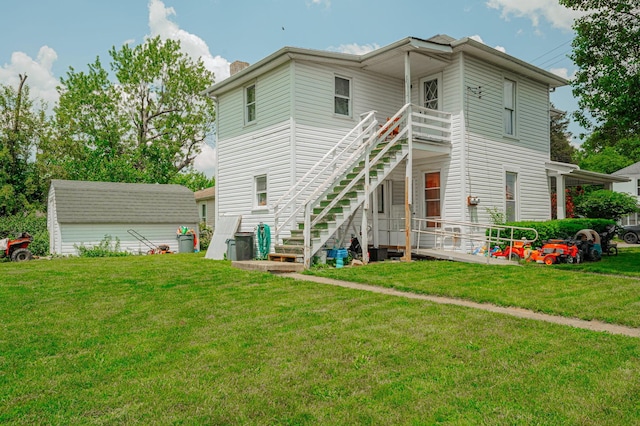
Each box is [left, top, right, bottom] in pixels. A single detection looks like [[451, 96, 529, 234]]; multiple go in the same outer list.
[[307, 246, 640, 328], [1, 254, 639, 424]]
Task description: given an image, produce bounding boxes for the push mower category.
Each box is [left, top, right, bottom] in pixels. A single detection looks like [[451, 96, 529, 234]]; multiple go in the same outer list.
[[0, 232, 34, 262]]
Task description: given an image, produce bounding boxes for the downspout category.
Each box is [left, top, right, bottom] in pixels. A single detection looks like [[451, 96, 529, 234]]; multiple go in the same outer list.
[[460, 53, 468, 224], [213, 97, 220, 229]]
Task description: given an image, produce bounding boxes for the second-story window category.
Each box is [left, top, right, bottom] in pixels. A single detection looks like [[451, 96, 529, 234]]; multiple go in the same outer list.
[[245, 84, 256, 124], [334, 76, 351, 116], [504, 79, 516, 136]]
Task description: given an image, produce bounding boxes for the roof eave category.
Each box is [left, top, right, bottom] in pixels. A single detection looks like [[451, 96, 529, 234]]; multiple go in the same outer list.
[[452, 37, 569, 88]]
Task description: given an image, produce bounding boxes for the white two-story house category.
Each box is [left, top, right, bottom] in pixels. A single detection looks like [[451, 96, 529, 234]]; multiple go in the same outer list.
[[206, 35, 572, 266]]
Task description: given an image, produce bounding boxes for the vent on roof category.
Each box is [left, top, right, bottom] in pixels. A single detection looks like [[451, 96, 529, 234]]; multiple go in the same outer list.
[[230, 60, 250, 76]]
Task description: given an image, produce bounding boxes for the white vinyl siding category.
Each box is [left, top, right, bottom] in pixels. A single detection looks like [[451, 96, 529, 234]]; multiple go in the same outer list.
[[216, 122, 291, 233], [54, 223, 196, 256], [461, 54, 550, 222], [217, 63, 292, 140]]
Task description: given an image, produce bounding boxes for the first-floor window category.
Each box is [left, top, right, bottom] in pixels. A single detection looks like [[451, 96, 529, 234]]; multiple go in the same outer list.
[[506, 172, 517, 222], [425, 171, 441, 227], [201, 204, 207, 223], [255, 175, 267, 207], [377, 183, 385, 213]]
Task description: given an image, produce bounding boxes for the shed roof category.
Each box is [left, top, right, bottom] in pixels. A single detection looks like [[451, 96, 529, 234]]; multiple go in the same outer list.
[[50, 180, 199, 224], [194, 186, 216, 201], [613, 161, 640, 176]]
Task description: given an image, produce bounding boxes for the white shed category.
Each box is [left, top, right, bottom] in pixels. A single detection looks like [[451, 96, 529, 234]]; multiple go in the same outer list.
[[47, 180, 200, 255]]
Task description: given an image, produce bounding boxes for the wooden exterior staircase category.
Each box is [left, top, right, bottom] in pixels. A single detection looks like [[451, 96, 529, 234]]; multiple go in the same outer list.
[[272, 103, 451, 268]]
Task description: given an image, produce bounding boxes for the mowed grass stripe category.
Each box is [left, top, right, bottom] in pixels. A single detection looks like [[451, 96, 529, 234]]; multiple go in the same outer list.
[[307, 247, 640, 328], [0, 254, 638, 424]]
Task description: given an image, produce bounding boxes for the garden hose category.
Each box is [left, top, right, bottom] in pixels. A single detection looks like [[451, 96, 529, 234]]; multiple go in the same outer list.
[[257, 224, 271, 260]]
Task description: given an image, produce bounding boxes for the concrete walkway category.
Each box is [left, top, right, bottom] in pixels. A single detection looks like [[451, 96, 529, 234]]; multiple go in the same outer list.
[[284, 273, 640, 338]]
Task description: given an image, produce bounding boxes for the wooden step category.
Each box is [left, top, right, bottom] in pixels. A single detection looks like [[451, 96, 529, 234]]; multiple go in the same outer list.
[[268, 253, 301, 263]]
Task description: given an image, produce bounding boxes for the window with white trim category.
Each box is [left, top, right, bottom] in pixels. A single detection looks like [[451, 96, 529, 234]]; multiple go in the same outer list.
[[503, 79, 516, 136], [255, 174, 267, 207], [245, 84, 256, 124], [334, 76, 351, 116], [505, 172, 517, 222], [201, 204, 207, 224], [637, 178, 640, 196], [421, 76, 440, 110], [425, 172, 441, 227]]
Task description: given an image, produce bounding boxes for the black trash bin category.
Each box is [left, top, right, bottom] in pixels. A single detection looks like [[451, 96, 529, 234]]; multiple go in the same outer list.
[[234, 232, 255, 260]]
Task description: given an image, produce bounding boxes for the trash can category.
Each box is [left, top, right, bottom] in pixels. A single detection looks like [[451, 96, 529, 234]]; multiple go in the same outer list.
[[226, 239, 236, 261], [234, 232, 255, 261], [177, 234, 194, 253]]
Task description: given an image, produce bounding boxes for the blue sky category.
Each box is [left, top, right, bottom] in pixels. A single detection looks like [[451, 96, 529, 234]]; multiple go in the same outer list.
[[0, 0, 583, 175]]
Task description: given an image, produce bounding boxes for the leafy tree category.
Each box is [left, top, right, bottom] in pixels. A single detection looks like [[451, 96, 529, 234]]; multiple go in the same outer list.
[[575, 130, 640, 173], [559, 0, 640, 134], [574, 189, 638, 220], [549, 106, 576, 163], [577, 146, 633, 174], [41, 36, 216, 184], [0, 74, 48, 215], [169, 170, 215, 192]]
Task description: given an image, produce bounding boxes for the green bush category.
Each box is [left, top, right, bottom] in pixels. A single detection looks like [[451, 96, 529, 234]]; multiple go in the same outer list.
[[198, 222, 213, 251], [575, 189, 638, 220], [0, 212, 49, 256], [75, 235, 130, 258], [488, 218, 616, 245]]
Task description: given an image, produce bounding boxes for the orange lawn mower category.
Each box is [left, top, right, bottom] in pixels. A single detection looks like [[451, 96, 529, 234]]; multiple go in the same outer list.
[[527, 239, 581, 265], [0, 232, 34, 262]]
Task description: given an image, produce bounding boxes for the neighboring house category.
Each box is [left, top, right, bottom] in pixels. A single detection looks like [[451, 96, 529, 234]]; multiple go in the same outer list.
[[205, 34, 620, 266], [48, 180, 199, 255], [194, 186, 216, 228], [613, 161, 640, 225]]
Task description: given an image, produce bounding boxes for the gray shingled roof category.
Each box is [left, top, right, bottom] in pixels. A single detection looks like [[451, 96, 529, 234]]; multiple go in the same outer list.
[[50, 180, 199, 224], [613, 161, 640, 176]]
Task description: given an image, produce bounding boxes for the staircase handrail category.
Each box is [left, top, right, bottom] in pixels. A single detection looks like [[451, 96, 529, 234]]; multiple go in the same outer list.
[[273, 110, 378, 239], [412, 218, 539, 259], [309, 125, 410, 229], [303, 104, 411, 207]]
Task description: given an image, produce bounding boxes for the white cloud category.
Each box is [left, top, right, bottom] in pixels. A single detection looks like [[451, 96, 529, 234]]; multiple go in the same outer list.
[[327, 43, 380, 55], [469, 35, 507, 53], [470, 35, 484, 44], [308, 0, 331, 8], [485, 0, 586, 31], [0, 46, 60, 111], [549, 67, 577, 80], [193, 143, 217, 178], [148, 0, 230, 82]]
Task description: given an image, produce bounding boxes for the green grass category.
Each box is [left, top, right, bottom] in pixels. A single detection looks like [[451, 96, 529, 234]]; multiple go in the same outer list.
[[1, 254, 640, 424], [308, 247, 640, 328]]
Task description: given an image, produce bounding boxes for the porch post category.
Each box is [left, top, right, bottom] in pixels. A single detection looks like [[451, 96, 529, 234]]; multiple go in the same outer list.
[[372, 189, 379, 248], [403, 51, 412, 261], [556, 174, 566, 220]]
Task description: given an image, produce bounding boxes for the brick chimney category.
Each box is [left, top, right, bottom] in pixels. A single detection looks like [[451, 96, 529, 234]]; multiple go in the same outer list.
[[230, 60, 250, 76]]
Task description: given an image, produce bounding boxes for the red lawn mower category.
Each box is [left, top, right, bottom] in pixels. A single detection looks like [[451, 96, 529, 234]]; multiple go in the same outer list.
[[0, 232, 34, 262]]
